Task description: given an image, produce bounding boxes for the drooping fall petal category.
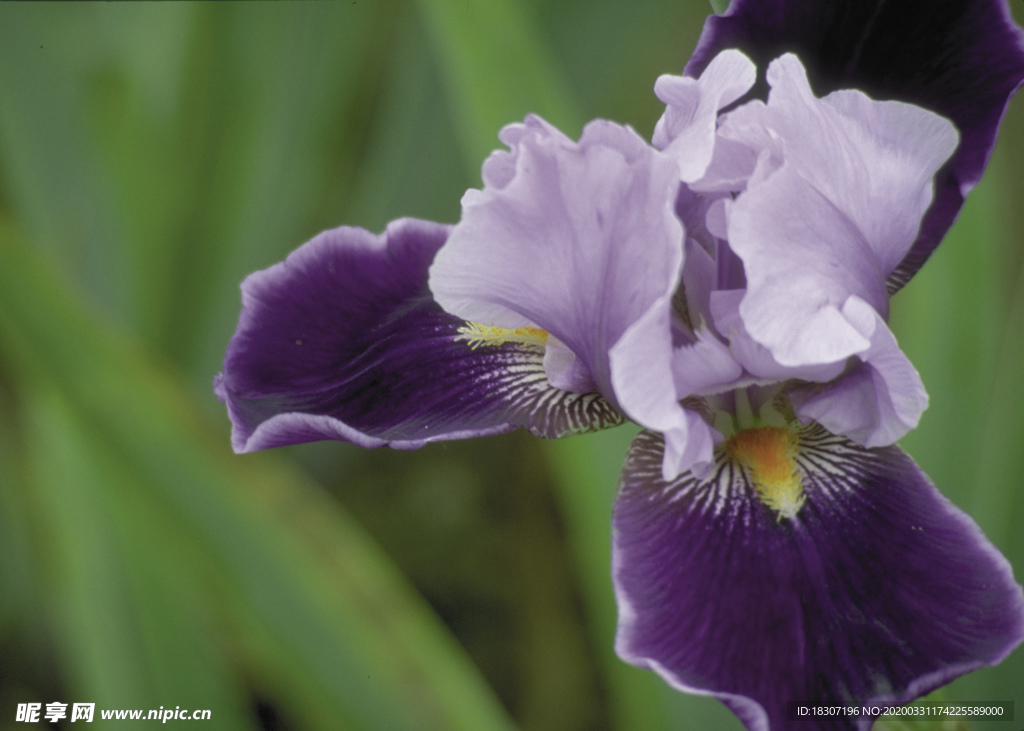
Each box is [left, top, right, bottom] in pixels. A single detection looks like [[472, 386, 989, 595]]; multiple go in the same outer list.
[[215, 218, 622, 453], [613, 427, 1024, 731]]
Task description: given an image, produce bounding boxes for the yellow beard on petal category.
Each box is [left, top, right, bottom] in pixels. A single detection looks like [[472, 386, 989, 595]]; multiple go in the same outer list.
[[456, 322, 549, 350], [725, 425, 805, 520]]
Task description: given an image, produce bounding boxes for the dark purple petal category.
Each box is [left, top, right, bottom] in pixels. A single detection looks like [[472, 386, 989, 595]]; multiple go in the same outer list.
[[685, 0, 1024, 291], [215, 218, 623, 453], [613, 426, 1024, 731]]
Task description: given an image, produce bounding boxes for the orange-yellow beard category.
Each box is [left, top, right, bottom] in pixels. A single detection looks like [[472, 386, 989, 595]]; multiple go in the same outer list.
[[725, 425, 805, 520]]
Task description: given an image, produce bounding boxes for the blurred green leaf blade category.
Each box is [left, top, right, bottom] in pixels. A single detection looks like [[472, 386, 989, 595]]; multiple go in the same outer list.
[[0, 221, 517, 731], [414, 0, 582, 173], [20, 382, 254, 729]]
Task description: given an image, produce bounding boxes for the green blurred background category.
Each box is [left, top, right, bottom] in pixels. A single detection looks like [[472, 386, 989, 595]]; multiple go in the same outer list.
[[0, 2, 1022, 729]]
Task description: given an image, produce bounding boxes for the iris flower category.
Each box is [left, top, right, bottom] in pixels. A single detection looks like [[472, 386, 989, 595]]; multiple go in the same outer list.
[[216, 0, 1024, 728]]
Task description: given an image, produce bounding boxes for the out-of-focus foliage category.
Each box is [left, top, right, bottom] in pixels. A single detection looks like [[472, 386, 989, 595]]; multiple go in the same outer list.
[[0, 2, 1020, 730]]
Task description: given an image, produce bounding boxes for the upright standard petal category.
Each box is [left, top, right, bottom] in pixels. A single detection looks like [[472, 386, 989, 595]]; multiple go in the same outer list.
[[685, 0, 1024, 290], [653, 48, 756, 182], [215, 218, 622, 453], [613, 427, 1024, 731], [726, 165, 882, 368], [718, 55, 955, 384], [719, 54, 958, 282], [429, 116, 684, 413]]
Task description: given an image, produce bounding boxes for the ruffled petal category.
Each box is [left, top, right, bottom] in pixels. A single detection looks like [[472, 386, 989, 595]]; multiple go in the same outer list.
[[481, 115, 574, 191], [718, 54, 954, 378], [718, 54, 958, 278], [789, 297, 928, 448], [613, 427, 1024, 731], [430, 116, 684, 410], [709, 289, 849, 385], [685, 0, 1024, 291], [725, 161, 882, 368], [653, 49, 757, 182], [215, 218, 623, 453]]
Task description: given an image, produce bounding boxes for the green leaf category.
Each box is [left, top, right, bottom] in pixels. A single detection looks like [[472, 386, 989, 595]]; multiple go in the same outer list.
[[0, 221, 516, 731], [21, 383, 253, 728], [0, 3, 394, 386], [414, 0, 582, 173]]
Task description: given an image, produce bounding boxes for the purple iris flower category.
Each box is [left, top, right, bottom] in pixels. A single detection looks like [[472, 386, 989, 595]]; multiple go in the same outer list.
[[215, 1, 1024, 729]]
